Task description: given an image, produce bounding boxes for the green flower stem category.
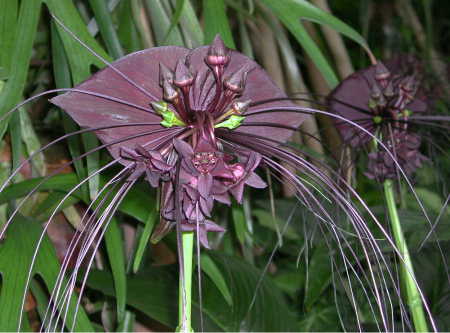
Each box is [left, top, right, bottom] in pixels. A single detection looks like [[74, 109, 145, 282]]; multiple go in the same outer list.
[[383, 179, 429, 332], [177, 231, 194, 333]]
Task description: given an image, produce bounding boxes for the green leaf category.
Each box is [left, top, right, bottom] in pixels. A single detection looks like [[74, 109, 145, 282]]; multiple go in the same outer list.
[[260, 0, 372, 83], [0, 173, 80, 205], [170, 0, 204, 48], [232, 205, 247, 245], [200, 254, 233, 306], [260, 0, 338, 87], [132, 209, 157, 273], [86, 267, 178, 329], [45, 0, 111, 200], [117, 0, 142, 53], [0, 171, 156, 225], [253, 209, 299, 240], [304, 245, 332, 309], [0, 0, 18, 77], [202, 253, 297, 331], [144, 0, 184, 46], [87, 253, 297, 331], [0, 215, 93, 331], [0, 0, 42, 139], [88, 0, 124, 59], [202, 0, 236, 48], [104, 218, 127, 325]]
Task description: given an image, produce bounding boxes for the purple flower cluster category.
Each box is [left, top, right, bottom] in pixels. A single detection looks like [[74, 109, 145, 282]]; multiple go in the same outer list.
[[365, 131, 427, 182], [329, 59, 429, 181], [51, 36, 304, 247]]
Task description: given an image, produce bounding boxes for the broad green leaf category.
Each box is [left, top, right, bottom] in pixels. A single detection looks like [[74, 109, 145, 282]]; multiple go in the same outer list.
[[202, 0, 236, 48], [299, 303, 339, 331], [200, 254, 233, 306], [0, 215, 93, 331], [253, 209, 299, 240], [86, 267, 178, 329], [87, 253, 297, 331], [0, 173, 80, 205], [304, 245, 332, 309], [202, 253, 297, 331]]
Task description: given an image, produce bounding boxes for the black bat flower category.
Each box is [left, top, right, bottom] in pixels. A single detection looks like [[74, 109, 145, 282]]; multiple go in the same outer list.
[[50, 35, 304, 248], [328, 58, 448, 181]]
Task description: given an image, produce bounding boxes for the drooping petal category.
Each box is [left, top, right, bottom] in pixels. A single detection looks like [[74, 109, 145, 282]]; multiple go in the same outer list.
[[197, 173, 213, 198], [173, 138, 194, 158], [245, 172, 267, 188]]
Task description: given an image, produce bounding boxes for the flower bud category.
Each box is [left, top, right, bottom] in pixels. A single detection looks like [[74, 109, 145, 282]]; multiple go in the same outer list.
[[231, 99, 251, 115], [174, 58, 194, 87], [370, 81, 382, 100], [206, 35, 230, 66], [224, 66, 251, 93], [374, 61, 391, 82], [162, 80, 179, 102], [383, 81, 395, 98], [159, 63, 174, 86]]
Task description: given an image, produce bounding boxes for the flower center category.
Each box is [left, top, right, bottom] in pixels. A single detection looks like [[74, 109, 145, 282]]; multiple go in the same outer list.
[[192, 152, 218, 173]]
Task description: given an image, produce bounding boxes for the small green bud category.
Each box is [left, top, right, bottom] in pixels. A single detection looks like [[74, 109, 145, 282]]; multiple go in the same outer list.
[[151, 101, 185, 128], [402, 109, 412, 117], [215, 115, 245, 130], [373, 116, 382, 124], [151, 101, 169, 114]]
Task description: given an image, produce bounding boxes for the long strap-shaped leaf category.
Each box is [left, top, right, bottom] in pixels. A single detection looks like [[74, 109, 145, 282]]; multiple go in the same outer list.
[[260, 0, 372, 88]]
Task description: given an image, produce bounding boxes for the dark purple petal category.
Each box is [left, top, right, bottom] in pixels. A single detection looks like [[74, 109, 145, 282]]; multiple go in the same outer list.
[[173, 138, 194, 157], [245, 172, 267, 188], [197, 173, 213, 198]]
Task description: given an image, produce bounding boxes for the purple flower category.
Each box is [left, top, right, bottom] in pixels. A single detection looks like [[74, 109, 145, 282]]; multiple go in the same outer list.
[[365, 131, 428, 182], [328, 59, 428, 148], [50, 35, 304, 247], [327, 57, 439, 181]]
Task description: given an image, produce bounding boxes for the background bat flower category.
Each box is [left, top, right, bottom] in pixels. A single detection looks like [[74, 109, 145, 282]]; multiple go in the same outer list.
[[328, 58, 427, 148]]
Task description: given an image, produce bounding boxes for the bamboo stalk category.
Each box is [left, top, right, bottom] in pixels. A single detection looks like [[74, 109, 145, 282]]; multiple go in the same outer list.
[[251, 16, 298, 197]]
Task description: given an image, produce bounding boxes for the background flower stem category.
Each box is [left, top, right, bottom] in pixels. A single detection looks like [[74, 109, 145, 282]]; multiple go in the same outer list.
[[383, 179, 429, 332], [178, 231, 194, 332]]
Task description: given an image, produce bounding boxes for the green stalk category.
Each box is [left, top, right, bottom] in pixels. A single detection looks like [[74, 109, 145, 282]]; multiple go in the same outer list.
[[177, 231, 194, 333], [383, 179, 429, 332]]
